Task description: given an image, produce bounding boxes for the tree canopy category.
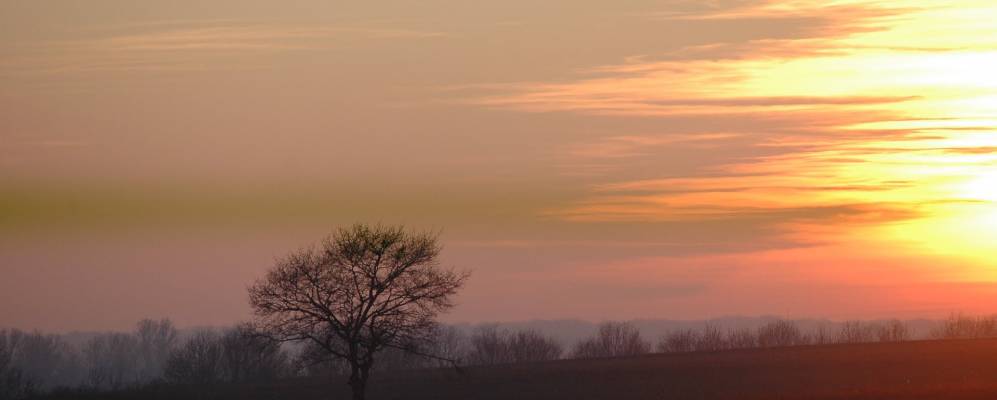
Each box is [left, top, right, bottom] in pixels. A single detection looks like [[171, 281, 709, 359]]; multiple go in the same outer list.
[[248, 224, 468, 400]]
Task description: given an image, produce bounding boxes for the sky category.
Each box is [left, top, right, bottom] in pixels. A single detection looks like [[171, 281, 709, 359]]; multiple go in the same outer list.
[[2, 0, 997, 332]]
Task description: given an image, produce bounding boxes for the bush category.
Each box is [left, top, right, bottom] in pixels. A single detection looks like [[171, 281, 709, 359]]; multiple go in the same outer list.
[[808, 324, 836, 345], [8, 330, 79, 393], [657, 329, 697, 353], [83, 333, 138, 391], [508, 330, 562, 363], [219, 324, 290, 382], [756, 320, 805, 348], [467, 326, 561, 365], [426, 325, 468, 368], [876, 320, 910, 342], [164, 331, 223, 385], [694, 324, 725, 352], [837, 321, 876, 344], [467, 325, 512, 366], [931, 313, 997, 339], [572, 322, 650, 359], [0, 331, 33, 400], [134, 319, 178, 382], [726, 328, 758, 349]]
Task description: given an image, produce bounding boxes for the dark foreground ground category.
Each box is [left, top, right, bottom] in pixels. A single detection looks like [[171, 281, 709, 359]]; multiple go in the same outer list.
[[40, 339, 997, 400]]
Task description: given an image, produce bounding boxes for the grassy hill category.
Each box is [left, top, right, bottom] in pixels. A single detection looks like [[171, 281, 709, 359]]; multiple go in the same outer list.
[[38, 338, 997, 400]]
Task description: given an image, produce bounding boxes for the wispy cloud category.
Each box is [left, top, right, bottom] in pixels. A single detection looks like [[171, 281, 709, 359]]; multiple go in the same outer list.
[[1, 21, 446, 76], [83, 23, 445, 51], [467, 0, 997, 255], [565, 133, 740, 159]]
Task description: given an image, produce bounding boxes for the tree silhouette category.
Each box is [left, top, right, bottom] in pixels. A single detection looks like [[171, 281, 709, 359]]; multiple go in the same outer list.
[[572, 322, 650, 359], [248, 224, 468, 400]]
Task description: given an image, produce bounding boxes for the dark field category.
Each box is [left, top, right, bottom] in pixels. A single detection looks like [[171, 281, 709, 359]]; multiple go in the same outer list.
[[42, 339, 997, 400]]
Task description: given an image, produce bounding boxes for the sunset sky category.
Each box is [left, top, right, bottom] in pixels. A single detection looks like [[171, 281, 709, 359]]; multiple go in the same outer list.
[[3, 0, 997, 332]]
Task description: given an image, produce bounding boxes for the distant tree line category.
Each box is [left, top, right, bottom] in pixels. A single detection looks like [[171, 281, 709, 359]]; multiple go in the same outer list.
[[0, 319, 294, 400], [2, 313, 996, 399], [655, 319, 911, 354]]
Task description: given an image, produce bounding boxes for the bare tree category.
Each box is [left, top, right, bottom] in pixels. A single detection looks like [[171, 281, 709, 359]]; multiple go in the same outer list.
[[837, 321, 876, 344], [876, 320, 910, 342], [0, 330, 33, 400], [134, 319, 177, 382], [726, 328, 758, 350], [219, 324, 291, 382], [164, 330, 223, 385], [293, 340, 350, 378], [975, 315, 997, 337], [695, 323, 726, 352], [508, 329, 562, 363], [369, 347, 426, 372], [756, 320, 805, 348], [572, 322, 650, 359], [375, 324, 470, 370], [931, 313, 997, 339], [248, 224, 469, 400], [83, 333, 139, 390], [932, 313, 972, 339], [467, 325, 511, 366], [657, 329, 697, 353], [808, 323, 836, 346], [425, 325, 468, 368]]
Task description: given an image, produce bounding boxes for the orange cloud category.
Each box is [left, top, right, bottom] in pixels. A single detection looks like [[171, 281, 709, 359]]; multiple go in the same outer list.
[[473, 0, 997, 272]]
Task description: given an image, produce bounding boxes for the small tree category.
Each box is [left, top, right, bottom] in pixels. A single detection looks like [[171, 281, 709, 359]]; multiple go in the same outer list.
[[84, 333, 139, 390], [930, 313, 997, 339], [657, 329, 697, 353], [572, 322, 650, 359], [695, 323, 725, 352], [164, 330, 223, 385], [219, 324, 290, 382], [0, 330, 33, 400], [726, 328, 758, 349], [135, 319, 178, 382], [809, 323, 835, 345], [756, 320, 805, 348], [876, 320, 910, 343], [838, 321, 876, 344], [249, 224, 468, 400], [425, 326, 468, 368], [467, 325, 512, 366], [508, 329, 562, 363]]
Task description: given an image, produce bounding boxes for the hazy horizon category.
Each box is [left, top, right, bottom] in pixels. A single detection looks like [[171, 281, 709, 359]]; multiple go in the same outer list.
[[0, 315, 949, 339], [4, 0, 997, 332]]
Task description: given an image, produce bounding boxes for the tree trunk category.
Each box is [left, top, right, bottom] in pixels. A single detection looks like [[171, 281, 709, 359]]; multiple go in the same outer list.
[[348, 365, 368, 400]]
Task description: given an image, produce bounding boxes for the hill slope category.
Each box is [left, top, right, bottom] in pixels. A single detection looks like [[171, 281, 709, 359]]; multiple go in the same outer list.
[[39, 339, 997, 400]]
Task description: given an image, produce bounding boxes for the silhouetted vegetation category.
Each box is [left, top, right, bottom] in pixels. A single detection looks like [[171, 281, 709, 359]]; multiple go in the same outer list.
[[164, 330, 224, 385], [0, 314, 994, 399], [651, 318, 915, 354], [466, 326, 562, 365], [876, 319, 911, 342], [930, 313, 997, 339], [572, 322, 650, 359], [247, 224, 469, 400], [1, 331, 34, 400], [657, 328, 697, 353], [756, 319, 807, 347], [134, 320, 177, 383], [27, 338, 997, 400]]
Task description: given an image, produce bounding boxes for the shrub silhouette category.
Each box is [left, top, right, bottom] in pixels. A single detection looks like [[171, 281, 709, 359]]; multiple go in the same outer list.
[[573, 322, 650, 359], [756, 320, 805, 348]]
